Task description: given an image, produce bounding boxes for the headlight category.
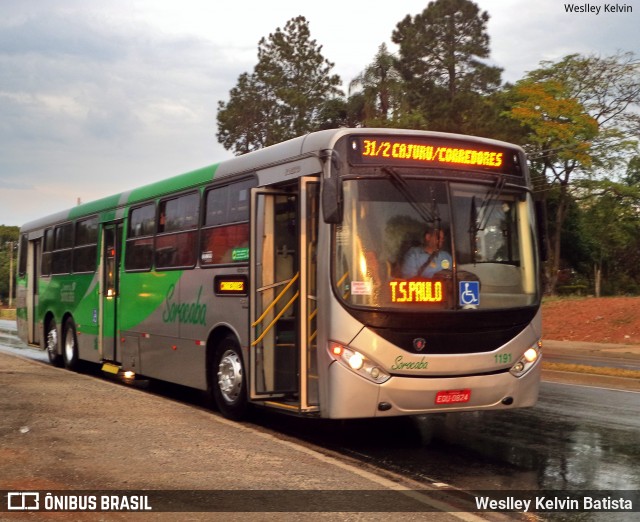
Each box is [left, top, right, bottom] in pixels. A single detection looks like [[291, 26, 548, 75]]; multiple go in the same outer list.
[[348, 351, 364, 370], [510, 340, 542, 377], [329, 342, 391, 384]]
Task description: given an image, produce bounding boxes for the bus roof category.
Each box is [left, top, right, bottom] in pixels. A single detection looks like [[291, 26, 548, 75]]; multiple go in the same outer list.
[[20, 128, 525, 232]]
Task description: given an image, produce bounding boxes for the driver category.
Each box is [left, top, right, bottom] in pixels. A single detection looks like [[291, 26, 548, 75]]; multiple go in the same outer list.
[[401, 224, 452, 278]]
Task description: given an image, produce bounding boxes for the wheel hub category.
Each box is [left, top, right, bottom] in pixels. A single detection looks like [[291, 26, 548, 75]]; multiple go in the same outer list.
[[64, 328, 75, 363], [47, 328, 57, 356], [217, 350, 243, 403]]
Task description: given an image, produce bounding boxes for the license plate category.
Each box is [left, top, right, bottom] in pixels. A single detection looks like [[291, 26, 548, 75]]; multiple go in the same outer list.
[[435, 389, 471, 404]]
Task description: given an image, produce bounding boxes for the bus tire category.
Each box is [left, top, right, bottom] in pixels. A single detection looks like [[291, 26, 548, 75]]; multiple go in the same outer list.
[[46, 318, 63, 367], [62, 318, 80, 371], [211, 335, 247, 420]]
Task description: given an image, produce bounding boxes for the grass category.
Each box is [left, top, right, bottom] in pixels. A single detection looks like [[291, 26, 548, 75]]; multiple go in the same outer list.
[[0, 308, 16, 320]]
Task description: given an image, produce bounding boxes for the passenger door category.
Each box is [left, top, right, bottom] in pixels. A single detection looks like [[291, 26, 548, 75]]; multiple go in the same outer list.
[[25, 238, 41, 345], [249, 177, 319, 413], [100, 221, 123, 362]]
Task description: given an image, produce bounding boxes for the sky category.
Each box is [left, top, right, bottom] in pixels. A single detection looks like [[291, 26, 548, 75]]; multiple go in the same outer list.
[[0, 0, 638, 227]]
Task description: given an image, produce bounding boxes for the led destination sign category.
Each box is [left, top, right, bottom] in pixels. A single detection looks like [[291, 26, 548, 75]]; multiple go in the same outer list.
[[214, 275, 248, 296], [350, 136, 517, 173], [363, 139, 503, 167], [220, 281, 245, 292], [389, 280, 443, 303]]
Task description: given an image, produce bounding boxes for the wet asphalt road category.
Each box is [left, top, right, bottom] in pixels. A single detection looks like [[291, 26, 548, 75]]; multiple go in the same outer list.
[[2, 330, 639, 506], [251, 381, 640, 494]]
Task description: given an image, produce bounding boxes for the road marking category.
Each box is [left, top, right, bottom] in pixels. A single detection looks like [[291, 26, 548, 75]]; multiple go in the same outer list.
[[543, 379, 640, 394]]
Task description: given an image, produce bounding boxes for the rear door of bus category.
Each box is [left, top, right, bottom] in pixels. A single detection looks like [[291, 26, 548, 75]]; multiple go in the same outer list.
[[100, 221, 123, 362]]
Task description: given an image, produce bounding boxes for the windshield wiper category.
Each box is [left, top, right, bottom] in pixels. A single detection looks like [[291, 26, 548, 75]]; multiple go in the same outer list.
[[469, 177, 506, 264], [478, 177, 506, 231], [469, 195, 478, 264], [382, 167, 438, 225]]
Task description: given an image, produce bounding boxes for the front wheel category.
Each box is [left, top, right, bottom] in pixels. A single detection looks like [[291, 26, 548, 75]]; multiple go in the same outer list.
[[62, 318, 80, 371], [210, 336, 248, 420]]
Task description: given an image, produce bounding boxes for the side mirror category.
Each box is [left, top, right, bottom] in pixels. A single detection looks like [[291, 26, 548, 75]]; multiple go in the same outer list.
[[321, 176, 342, 224], [320, 150, 343, 224]]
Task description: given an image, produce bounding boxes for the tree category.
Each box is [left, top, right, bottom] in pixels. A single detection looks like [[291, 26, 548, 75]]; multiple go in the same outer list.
[[506, 52, 640, 294], [391, 0, 502, 134], [348, 43, 409, 127], [523, 52, 640, 172], [577, 161, 640, 296], [217, 16, 343, 154], [508, 76, 599, 293], [216, 73, 270, 154], [0, 226, 19, 306], [316, 97, 350, 130]]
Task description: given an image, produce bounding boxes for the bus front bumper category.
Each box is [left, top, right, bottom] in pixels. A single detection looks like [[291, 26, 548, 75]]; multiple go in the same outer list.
[[325, 359, 541, 419]]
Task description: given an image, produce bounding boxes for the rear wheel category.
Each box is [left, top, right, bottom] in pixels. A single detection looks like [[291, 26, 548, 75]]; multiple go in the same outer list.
[[62, 318, 80, 371], [211, 336, 247, 420], [46, 318, 63, 367]]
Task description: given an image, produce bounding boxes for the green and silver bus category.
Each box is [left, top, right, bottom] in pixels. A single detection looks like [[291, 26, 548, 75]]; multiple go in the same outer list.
[[16, 129, 542, 420]]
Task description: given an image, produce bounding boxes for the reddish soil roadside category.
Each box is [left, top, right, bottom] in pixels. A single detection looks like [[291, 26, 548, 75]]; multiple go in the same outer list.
[[542, 296, 640, 344]]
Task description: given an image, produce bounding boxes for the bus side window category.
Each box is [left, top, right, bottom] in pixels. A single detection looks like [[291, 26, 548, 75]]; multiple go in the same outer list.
[[201, 179, 255, 266], [73, 216, 98, 273], [16, 234, 28, 279], [155, 192, 199, 269], [126, 203, 156, 271], [201, 224, 250, 265], [41, 228, 54, 276], [52, 222, 74, 275]]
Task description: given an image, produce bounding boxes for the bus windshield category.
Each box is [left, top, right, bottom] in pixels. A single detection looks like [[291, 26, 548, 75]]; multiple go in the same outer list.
[[333, 176, 538, 311]]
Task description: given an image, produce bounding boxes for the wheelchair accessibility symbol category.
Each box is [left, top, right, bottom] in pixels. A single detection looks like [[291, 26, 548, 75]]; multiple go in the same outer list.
[[459, 281, 480, 307]]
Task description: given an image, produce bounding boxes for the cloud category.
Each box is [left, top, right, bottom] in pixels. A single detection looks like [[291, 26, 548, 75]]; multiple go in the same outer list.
[[0, 6, 239, 226], [0, 0, 638, 227], [488, 0, 640, 82], [0, 12, 127, 61], [0, 178, 32, 191]]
